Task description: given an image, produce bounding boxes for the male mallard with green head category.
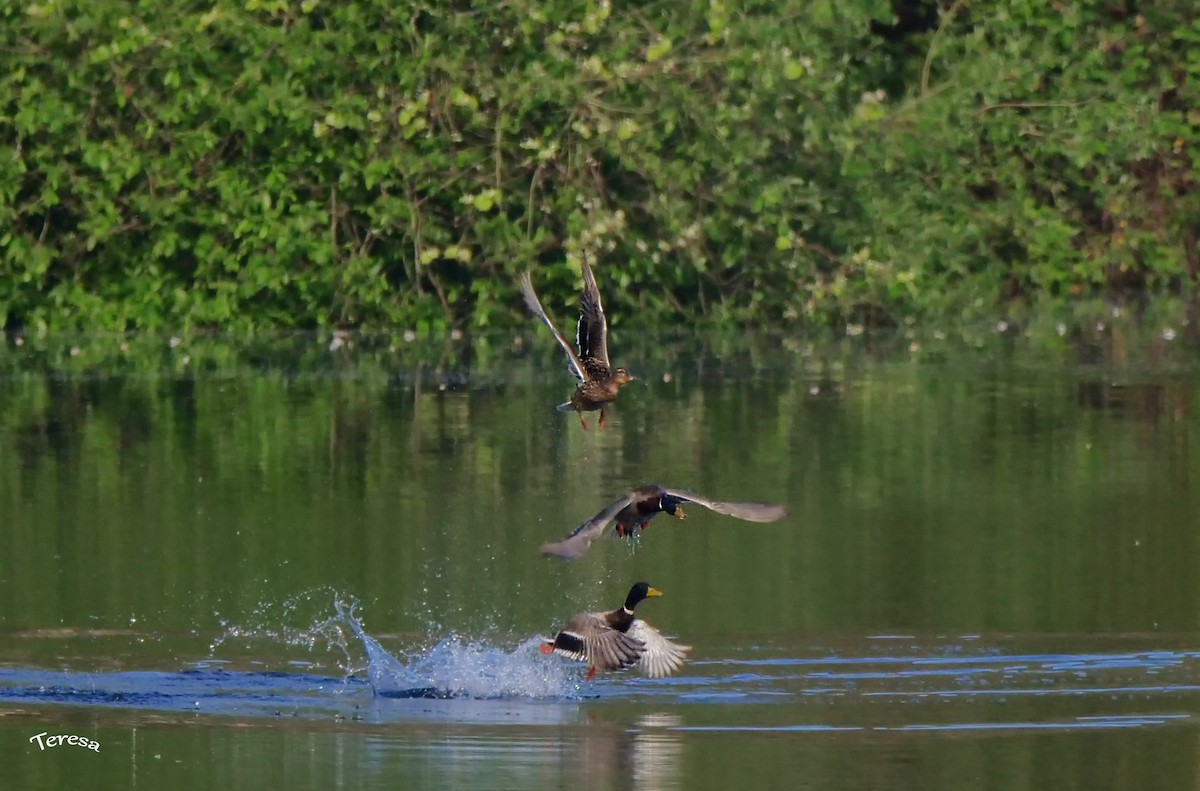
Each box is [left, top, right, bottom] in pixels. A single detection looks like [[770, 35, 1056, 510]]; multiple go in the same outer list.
[[540, 582, 690, 680], [519, 254, 635, 430], [538, 484, 789, 559]]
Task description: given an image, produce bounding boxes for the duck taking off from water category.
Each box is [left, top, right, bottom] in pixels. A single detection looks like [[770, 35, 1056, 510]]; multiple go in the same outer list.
[[539, 582, 690, 680], [519, 254, 635, 430], [539, 484, 789, 559]]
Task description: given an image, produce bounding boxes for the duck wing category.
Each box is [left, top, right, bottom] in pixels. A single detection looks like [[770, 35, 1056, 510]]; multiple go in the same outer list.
[[627, 619, 690, 678], [520, 271, 588, 383], [539, 491, 639, 559], [576, 254, 611, 375], [663, 488, 788, 522], [547, 612, 645, 672]]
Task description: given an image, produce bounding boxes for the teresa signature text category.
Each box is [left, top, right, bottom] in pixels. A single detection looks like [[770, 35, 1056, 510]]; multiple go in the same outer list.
[[29, 732, 101, 752]]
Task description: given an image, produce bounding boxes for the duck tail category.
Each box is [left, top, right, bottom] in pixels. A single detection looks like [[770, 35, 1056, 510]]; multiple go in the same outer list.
[[555, 401, 574, 413]]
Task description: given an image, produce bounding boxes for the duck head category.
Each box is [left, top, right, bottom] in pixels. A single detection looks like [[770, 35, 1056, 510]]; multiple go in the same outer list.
[[658, 494, 687, 519], [612, 368, 636, 386], [624, 581, 663, 610]]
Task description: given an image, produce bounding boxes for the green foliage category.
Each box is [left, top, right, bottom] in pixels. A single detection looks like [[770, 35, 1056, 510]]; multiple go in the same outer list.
[[842, 2, 1200, 321], [0, 1, 1196, 331]]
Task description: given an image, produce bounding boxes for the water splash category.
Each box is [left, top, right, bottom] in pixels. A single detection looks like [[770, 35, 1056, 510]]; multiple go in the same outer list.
[[208, 585, 358, 674], [333, 598, 578, 700]]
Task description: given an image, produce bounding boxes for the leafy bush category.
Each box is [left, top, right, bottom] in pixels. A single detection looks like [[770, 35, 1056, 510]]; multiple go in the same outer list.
[[0, 1, 1195, 332], [843, 1, 1200, 321]]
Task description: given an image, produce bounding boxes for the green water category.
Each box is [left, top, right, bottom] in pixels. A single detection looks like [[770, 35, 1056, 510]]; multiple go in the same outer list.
[[3, 326, 1200, 789]]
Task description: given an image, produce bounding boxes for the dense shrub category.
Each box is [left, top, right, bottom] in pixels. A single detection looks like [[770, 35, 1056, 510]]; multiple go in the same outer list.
[[842, 1, 1200, 321], [0, 0, 1195, 331]]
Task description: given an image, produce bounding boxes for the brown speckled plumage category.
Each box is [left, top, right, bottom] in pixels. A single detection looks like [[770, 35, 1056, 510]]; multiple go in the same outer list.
[[519, 255, 635, 430], [539, 484, 789, 559]]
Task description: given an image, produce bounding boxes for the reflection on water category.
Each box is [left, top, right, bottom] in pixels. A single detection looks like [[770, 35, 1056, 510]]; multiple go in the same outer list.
[[4, 325, 1200, 789], [7, 605, 1200, 729], [5, 628, 1200, 789], [630, 714, 684, 791], [354, 717, 685, 791]]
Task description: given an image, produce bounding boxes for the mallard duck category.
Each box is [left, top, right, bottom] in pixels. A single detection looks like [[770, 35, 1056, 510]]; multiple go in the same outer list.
[[539, 484, 789, 559], [539, 582, 690, 680], [519, 255, 635, 430]]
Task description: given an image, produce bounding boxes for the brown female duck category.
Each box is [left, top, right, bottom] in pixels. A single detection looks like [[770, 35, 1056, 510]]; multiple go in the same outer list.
[[539, 582, 689, 680], [539, 484, 789, 559], [519, 255, 635, 430]]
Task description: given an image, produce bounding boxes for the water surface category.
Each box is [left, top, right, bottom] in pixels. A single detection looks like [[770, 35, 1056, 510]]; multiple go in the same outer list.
[[3, 324, 1200, 789]]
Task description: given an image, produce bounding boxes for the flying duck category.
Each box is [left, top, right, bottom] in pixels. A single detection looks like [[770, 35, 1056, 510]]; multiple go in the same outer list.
[[519, 254, 635, 430], [539, 484, 788, 559]]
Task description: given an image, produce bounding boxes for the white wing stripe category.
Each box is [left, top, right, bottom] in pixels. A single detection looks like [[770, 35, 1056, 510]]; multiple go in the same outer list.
[[627, 620, 690, 678]]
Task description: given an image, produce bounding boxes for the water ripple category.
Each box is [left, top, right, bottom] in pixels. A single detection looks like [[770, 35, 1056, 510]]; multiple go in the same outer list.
[[3, 601, 1200, 735]]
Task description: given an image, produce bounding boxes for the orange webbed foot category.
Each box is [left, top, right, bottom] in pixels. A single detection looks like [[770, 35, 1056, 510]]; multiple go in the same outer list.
[[586, 666, 597, 681]]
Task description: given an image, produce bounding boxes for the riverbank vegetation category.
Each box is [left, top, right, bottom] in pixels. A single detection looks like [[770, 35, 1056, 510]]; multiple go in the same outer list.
[[3, 1, 1196, 332]]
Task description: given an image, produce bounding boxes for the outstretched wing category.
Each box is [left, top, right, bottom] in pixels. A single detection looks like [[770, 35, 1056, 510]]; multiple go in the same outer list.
[[539, 491, 639, 559], [520, 271, 588, 383], [549, 613, 645, 672], [627, 620, 690, 678], [663, 488, 789, 522], [576, 254, 610, 372]]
